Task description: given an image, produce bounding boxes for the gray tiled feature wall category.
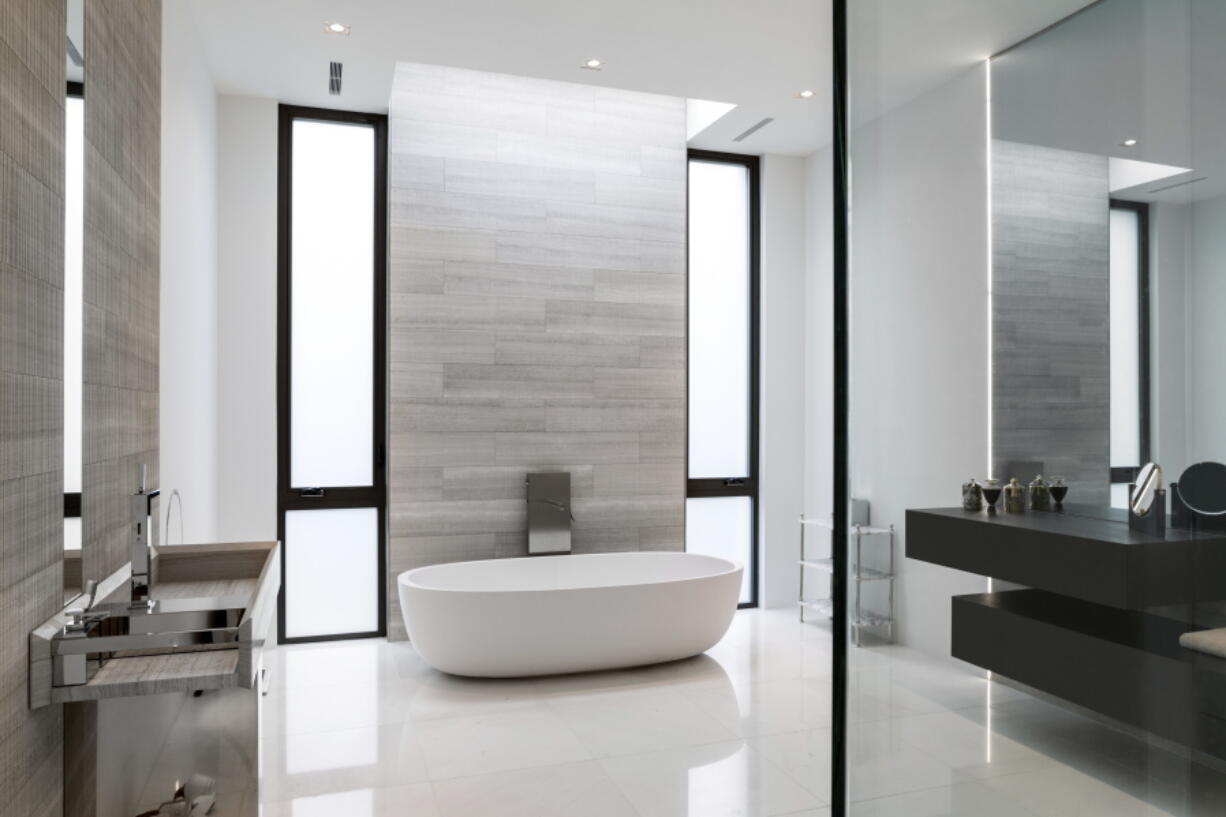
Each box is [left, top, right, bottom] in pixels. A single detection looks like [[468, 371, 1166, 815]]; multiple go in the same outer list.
[[0, 0, 65, 814], [388, 63, 687, 639], [992, 139, 1110, 504], [82, 0, 161, 583]]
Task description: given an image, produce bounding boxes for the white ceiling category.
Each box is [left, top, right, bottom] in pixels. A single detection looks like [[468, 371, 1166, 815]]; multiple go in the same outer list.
[[185, 0, 1090, 157], [992, 0, 1226, 204]]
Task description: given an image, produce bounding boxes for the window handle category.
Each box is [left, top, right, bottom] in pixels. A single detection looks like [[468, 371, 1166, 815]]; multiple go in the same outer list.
[[724, 478, 747, 487], [298, 488, 325, 498]]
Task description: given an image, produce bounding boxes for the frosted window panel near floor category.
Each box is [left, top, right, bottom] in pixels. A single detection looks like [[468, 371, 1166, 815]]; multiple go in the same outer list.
[[688, 160, 751, 479], [686, 496, 752, 603], [64, 95, 83, 495], [285, 508, 379, 638], [290, 120, 375, 488], [1110, 207, 1140, 468]]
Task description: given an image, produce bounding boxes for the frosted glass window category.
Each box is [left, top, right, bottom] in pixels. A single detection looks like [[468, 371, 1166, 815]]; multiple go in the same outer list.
[[64, 95, 83, 496], [285, 508, 379, 638], [1110, 207, 1140, 469], [686, 496, 752, 603], [290, 120, 375, 488], [688, 160, 751, 479]]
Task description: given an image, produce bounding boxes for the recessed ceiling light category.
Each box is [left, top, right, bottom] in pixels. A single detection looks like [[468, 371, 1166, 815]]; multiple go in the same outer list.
[[325, 21, 350, 35], [797, 89, 816, 100], [1121, 138, 1138, 147], [581, 58, 603, 70]]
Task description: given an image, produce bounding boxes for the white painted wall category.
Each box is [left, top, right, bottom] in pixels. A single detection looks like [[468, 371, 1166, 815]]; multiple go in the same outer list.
[[216, 95, 279, 542], [804, 147, 834, 523], [1187, 194, 1226, 463], [759, 154, 808, 608], [848, 65, 991, 657], [1150, 202, 1189, 480], [160, 2, 219, 544]]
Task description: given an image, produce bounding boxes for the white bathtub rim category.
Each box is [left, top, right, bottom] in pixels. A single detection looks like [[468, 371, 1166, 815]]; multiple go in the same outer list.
[[398, 551, 742, 595]]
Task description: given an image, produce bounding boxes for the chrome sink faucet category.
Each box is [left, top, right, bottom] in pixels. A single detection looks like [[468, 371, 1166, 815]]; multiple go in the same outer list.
[[130, 464, 160, 606]]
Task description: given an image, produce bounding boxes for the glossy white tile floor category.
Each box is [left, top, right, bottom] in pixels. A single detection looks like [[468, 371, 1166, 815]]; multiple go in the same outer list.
[[258, 609, 1226, 816]]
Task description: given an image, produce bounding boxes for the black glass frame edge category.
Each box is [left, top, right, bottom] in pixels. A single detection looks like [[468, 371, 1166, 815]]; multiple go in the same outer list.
[[276, 103, 389, 645], [832, 0, 850, 812], [1108, 199, 1152, 485], [685, 148, 762, 611]]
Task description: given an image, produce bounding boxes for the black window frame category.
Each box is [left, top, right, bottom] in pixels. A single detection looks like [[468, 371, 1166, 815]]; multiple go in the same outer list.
[[1108, 198, 1151, 486], [276, 104, 389, 645], [685, 149, 761, 610]]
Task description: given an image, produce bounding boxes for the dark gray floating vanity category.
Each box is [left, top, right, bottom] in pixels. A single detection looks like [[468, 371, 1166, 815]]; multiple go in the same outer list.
[[907, 505, 1226, 761]]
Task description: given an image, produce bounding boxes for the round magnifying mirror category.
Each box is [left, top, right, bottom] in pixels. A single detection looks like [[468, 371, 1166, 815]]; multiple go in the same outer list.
[[1131, 463, 1163, 518], [1175, 462, 1226, 516]]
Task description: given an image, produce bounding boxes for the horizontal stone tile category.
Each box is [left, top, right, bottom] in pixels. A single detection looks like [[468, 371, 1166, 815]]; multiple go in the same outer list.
[[442, 464, 594, 501], [391, 329, 494, 365], [638, 430, 685, 463], [391, 87, 548, 136], [391, 226, 498, 263], [393, 499, 526, 536], [494, 333, 639, 368], [494, 432, 639, 465], [389, 363, 444, 400], [593, 366, 684, 400], [639, 240, 686, 275], [546, 200, 685, 243], [496, 232, 639, 272], [594, 463, 685, 497], [390, 432, 495, 468], [572, 496, 683, 530], [639, 526, 684, 551], [392, 399, 545, 433], [641, 145, 686, 180], [443, 364, 593, 400], [445, 159, 594, 202], [389, 119, 498, 162], [392, 188, 547, 233], [391, 293, 545, 334], [571, 527, 640, 554], [389, 153, 445, 191], [639, 336, 685, 369], [545, 399, 683, 433], [444, 260, 593, 301], [546, 300, 683, 337], [388, 466, 445, 502], [594, 269, 684, 306], [594, 173, 686, 213], [389, 259, 446, 294], [497, 131, 641, 175], [389, 533, 496, 574]]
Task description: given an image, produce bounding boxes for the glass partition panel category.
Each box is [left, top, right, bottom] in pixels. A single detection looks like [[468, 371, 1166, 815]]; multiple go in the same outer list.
[[842, 1, 1226, 815]]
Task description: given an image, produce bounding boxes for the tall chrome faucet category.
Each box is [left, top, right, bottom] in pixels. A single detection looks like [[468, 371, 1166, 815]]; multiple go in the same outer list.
[[130, 463, 160, 606]]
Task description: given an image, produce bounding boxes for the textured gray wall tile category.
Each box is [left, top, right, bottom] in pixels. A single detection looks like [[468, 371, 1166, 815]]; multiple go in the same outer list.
[[494, 333, 639, 368], [496, 231, 640, 271], [443, 363, 593, 399], [494, 432, 640, 465], [388, 63, 685, 638], [992, 140, 1109, 503], [445, 159, 594, 203], [595, 270, 685, 307], [546, 300, 683, 338], [444, 260, 594, 301], [0, 0, 66, 810]]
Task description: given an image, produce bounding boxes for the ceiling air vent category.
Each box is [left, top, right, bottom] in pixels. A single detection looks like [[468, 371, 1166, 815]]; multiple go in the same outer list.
[[733, 117, 774, 143], [329, 61, 343, 96]]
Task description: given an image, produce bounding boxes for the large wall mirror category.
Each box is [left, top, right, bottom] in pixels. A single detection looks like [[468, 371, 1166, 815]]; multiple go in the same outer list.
[[64, 0, 84, 602], [989, 0, 1224, 513]]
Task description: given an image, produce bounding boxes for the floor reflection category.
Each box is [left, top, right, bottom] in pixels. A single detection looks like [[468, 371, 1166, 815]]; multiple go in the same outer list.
[[256, 609, 1226, 816]]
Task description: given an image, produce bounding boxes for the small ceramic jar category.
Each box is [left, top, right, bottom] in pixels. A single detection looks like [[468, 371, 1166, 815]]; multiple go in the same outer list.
[[1029, 475, 1051, 512], [962, 478, 983, 511], [981, 479, 1003, 512], [1005, 478, 1027, 513]]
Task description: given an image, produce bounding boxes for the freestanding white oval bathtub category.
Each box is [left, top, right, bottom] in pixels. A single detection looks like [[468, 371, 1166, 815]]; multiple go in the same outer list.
[[398, 552, 742, 677]]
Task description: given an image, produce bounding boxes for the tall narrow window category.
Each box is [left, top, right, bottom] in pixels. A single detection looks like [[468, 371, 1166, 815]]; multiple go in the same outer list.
[[278, 106, 388, 642], [64, 83, 83, 553], [686, 151, 759, 607], [1109, 200, 1150, 508]]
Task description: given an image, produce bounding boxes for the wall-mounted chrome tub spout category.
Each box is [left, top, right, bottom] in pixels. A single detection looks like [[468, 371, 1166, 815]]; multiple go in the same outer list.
[[527, 472, 572, 555]]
